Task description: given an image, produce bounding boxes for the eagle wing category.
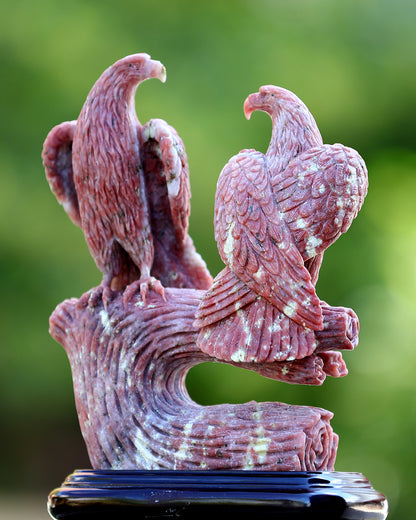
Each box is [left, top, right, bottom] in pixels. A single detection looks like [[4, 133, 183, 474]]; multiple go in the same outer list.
[[42, 120, 80, 227], [141, 118, 191, 243], [212, 149, 323, 330], [273, 144, 368, 259]]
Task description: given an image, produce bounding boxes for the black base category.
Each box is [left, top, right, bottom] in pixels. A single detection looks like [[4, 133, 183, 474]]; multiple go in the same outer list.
[[48, 470, 388, 519]]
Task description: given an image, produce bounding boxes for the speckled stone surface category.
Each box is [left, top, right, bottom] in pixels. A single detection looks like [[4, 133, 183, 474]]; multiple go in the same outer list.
[[195, 85, 367, 363], [42, 53, 212, 301], [49, 286, 360, 470], [43, 54, 368, 472]]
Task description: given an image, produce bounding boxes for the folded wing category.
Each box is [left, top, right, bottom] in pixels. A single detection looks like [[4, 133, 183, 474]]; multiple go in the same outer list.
[[198, 149, 323, 331]]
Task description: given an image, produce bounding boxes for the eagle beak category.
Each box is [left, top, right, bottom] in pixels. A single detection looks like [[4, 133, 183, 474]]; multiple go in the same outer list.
[[157, 63, 167, 83], [244, 93, 260, 120], [150, 60, 166, 83]]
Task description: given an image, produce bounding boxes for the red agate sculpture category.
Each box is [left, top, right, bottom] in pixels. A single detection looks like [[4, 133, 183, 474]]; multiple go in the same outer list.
[[42, 54, 367, 471]]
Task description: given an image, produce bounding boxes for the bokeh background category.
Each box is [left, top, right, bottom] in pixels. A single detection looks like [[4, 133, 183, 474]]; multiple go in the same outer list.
[[1, 1, 415, 518]]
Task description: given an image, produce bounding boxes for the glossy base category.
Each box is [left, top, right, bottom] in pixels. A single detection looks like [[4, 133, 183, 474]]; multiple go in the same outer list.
[[48, 470, 388, 519]]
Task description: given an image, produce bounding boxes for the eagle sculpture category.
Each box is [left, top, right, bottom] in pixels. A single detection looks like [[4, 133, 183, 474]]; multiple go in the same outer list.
[[42, 53, 212, 306], [44, 57, 367, 475], [195, 85, 368, 363]]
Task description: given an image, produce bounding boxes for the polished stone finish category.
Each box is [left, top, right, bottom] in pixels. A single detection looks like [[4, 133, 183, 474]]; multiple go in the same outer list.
[[43, 55, 370, 473]]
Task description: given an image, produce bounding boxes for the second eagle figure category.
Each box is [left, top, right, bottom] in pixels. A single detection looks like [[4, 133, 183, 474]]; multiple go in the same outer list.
[[42, 53, 212, 305], [195, 85, 368, 364]]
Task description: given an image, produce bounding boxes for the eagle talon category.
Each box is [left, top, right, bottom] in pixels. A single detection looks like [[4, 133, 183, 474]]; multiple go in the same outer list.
[[88, 285, 114, 310], [87, 288, 102, 310], [123, 276, 165, 308], [140, 276, 165, 304]]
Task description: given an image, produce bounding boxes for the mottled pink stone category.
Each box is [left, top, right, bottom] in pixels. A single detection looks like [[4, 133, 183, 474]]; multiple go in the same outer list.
[[43, 54, 368, 472], [49, 287, 352, 470], [42, 53, 212, 303], [195, 85, 368, 363]]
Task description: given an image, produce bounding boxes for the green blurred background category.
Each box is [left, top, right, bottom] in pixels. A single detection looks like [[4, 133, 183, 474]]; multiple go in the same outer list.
[[1, 0, 415, 518]]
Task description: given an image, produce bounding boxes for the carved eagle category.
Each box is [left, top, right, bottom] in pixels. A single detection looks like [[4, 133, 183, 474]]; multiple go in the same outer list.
[[195, 86, 367, 363]]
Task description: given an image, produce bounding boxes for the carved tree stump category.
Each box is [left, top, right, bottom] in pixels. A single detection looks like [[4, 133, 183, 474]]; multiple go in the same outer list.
[[50, 286, 358, 471]]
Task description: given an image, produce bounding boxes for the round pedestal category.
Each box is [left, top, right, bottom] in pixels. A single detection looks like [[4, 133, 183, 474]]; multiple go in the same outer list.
[[48, 470, 387, 519]]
